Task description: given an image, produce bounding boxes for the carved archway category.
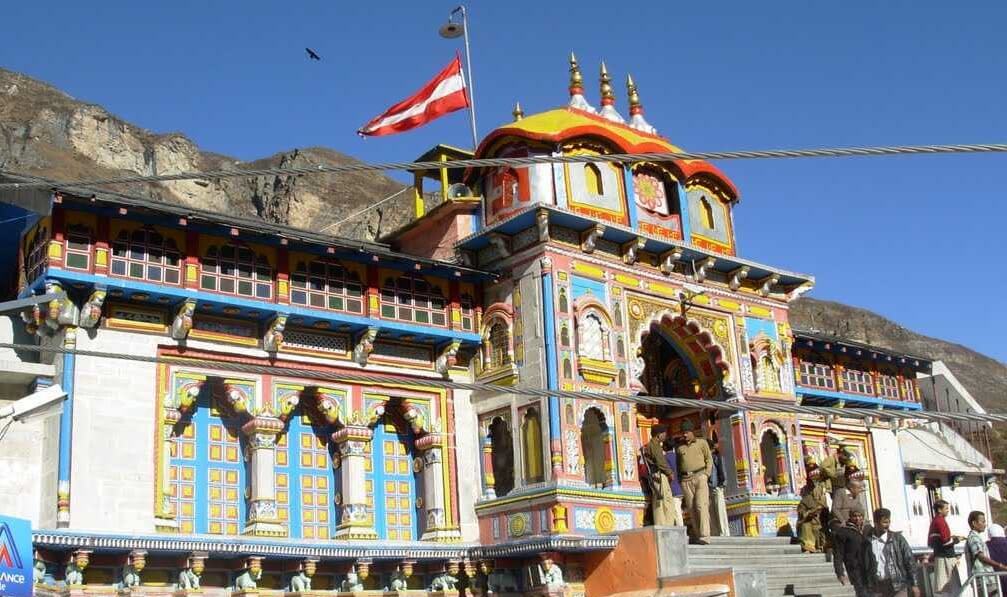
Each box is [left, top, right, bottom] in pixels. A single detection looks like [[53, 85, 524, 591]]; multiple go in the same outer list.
[[636, 312, 730, 400]]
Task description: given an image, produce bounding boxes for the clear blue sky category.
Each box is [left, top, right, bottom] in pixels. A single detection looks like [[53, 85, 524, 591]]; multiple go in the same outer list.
[[3, 1, 1006, 361]]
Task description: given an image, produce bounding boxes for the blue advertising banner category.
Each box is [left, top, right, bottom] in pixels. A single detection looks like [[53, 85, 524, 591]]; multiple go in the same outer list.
[[0, 514, 32, 597]]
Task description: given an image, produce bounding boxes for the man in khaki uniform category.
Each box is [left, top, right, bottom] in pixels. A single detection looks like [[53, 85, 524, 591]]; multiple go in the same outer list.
[[820, 442, 853, 499], [797, 457, 828, 553], [643, 425, 678, 526], [676, 419, 712, 544]]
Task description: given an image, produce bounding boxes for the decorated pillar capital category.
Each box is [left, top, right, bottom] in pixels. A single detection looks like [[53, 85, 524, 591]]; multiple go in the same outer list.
[[334, 426, 378, 540]]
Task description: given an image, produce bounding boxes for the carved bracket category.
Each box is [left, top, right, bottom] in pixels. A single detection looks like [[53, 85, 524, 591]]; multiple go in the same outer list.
[[728, 266, 750, 291], [487, 233, 511, 258], [758, 273, 781, 297], [621, 237, 647, 265], [171, 299, 198, 341], [580, 224, 605, 253], [353, 327, 379, 366], [263, 314, 288, 352], [536, 209, 550, 243], [659, 248, 684, 275], [315, 391, 343, 425], [693, 256, 717, 283], [436, 340, 462, 377], [79, 289, 106, 328], [456, 249, 476, 267], [223, 381, 253, 417]]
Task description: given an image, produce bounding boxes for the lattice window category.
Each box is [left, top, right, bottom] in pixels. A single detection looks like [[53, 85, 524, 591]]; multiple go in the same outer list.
[[300, 431, 332, 539], [799, 360, 835, 390], [290, 260, 364, 314], [283, 329, 349, 355], [111, 228, 182, 285], [878, 373, 901, 400], [64, 225, 92, 271], [207, 423, 243, 535], [902, 378, 917, 401], [842, 368, 874, 395], [487, 320, 511, 369], [379, 274, 447, 327], [460, 294, 475, 332], [201, 244, 272, 299], [578, 311, 611, 361], [23, 225, 49, 283], [169, 424, 196, 533]]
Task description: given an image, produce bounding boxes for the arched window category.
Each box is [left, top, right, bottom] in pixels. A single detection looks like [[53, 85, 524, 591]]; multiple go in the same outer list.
[[581, 408, 608, 487], [560, 324, 570, 347], [578, 311, 611, 361], [562, 358, 573, 379], [700, 196, 716, 230], [565, 403, 575, 424], [620, 411, 631, 432], [380, 274, 447, 327], [522, 408, 544, 484], [618, 369, 627, 388], [23, 225, 49, 283], [616, 337, 625, 359], [558, 288, 569, 313], [584, 163, 604, 196], [489, 418, 514, 497], [64, 224, 92, 271], [111, 228, 182, 284], [613, 302, 622, 327], [290, 260, 363, 314], [201, 244, 272, 299], [486, 320, 512, 369]]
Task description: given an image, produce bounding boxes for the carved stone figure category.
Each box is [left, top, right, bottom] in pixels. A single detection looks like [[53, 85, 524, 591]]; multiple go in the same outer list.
[[263, 315, 287, 352], [79, 289, 106, 328], [235, 565, 262, 590], [340, 570, 363, 592], [171, 300, 197, 341], [64, 562, 84, 586], [178, 567, 201, 590], [353, 327, 378, 366], [386, 569, 408, 591], [429, 572, 458, 591], [289, 570, 311, 592], [34, 559, 46, 584]]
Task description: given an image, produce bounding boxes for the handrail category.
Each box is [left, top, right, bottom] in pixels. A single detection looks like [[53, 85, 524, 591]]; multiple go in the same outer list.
[[953, 570, 1007, 597]]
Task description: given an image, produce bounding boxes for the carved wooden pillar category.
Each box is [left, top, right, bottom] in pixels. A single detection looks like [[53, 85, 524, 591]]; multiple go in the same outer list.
[[333, 426, 378, 540], [242, 417, 286, 536], [417, 433, 460, 542], [480, 431, 496, 499]]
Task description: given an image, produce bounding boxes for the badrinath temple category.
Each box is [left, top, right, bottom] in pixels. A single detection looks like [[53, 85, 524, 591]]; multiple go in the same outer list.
[[0, 56, 999, 597]]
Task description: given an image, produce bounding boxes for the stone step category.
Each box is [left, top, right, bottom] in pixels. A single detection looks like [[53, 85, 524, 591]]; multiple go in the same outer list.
[[766, 572, 846, 590], [688, 553, 828, 566], [687, 543, 805, 555], [705, 535, 795, 545]]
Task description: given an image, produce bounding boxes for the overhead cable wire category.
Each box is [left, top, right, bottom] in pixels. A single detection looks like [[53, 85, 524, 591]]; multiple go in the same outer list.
[[2, 342, 1003, 426], [1, 142, 1006, 189]]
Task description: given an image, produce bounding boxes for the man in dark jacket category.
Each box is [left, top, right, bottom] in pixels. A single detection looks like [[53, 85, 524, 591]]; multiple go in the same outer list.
[[834, 506, 872, 597], [867, 508, 920, 597]]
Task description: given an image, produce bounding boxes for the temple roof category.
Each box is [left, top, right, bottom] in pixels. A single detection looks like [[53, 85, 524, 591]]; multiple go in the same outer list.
[[475, 107, 740, 200]]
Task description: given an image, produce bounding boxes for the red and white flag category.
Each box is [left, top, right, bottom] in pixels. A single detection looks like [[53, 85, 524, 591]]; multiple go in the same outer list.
[[357, 56, 470, 137]]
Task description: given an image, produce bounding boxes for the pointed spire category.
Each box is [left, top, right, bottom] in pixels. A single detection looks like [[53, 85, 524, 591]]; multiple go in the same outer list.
[[598, 61, 624, 123], [626, 73, 656, 134], [567, 52, 595, 113], [512, 101, 524, 121]]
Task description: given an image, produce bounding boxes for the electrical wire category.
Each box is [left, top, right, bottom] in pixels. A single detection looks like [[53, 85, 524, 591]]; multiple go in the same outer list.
[[3, 341, 1004, 426], [1, 142, 1005, 189]]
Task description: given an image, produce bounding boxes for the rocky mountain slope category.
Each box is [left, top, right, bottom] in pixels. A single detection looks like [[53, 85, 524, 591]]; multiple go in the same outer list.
[[1, 67, 1004, 414], [0, 68, 409, 240]]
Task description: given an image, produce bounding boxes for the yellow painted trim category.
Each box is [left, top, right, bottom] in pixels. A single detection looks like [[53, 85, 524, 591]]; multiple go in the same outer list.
[[647, 282, 677, 297], [572, 262, 606, 280], [614, 274, 639, 287], [748, 306, 772, 318], [717, 299, 741, 312]]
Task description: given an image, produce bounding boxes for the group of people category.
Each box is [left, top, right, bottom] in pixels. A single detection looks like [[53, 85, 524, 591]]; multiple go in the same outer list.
[[642, 420, 725, 544], [928, 500, 1007, 596]]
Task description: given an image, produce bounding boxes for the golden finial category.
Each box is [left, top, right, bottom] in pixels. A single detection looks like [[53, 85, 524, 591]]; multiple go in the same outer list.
[[627, 73, 641, 111], [512, 101, 524, 121], [569, 52, 583, 90], [599, 61, 615, 104]]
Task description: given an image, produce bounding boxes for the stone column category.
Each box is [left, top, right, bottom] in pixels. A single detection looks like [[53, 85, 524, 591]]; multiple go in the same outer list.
[[242, 417, 286, 537], [333, 426, 378, 540], [417, 433, 461, 542], [480, 432, 496, 499]]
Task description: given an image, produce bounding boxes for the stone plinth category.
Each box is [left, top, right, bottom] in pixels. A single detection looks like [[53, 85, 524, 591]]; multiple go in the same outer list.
[[381, 592, 427, 597], [172, 591, 204, 597], [428, 591, 460, 597], [284, 592, 338, 597], [528, 588, 568, 597], [335, 592, 383, 597], [118, 587, 176, 597]]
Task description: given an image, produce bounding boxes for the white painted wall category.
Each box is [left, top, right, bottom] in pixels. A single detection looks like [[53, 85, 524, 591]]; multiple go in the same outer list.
[[451, 387, 481, 541], [872, 429, 911, 531], [0, 389, 46, 525]]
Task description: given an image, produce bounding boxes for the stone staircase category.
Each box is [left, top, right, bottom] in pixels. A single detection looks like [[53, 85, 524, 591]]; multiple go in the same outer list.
[[687, 536, 856, 597]]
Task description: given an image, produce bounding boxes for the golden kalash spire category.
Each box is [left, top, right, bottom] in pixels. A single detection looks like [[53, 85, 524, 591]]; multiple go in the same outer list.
[[567, 52, 595, 113], [626, 73, 656, 134], [598, 61, 624, 123], [512, 101, 524, 121]]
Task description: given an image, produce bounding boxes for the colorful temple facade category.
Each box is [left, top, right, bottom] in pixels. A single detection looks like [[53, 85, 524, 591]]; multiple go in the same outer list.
[[0, 56, 999, 597]]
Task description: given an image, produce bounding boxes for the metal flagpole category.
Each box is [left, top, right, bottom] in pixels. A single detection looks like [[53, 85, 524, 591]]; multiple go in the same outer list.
[[441, 5, 479, 149]]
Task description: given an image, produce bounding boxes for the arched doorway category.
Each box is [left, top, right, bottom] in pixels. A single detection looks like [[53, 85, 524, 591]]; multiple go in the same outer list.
[[760, 429, 781, 492], [489, 417, 514, 496], [581, 408, 609, 488]]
